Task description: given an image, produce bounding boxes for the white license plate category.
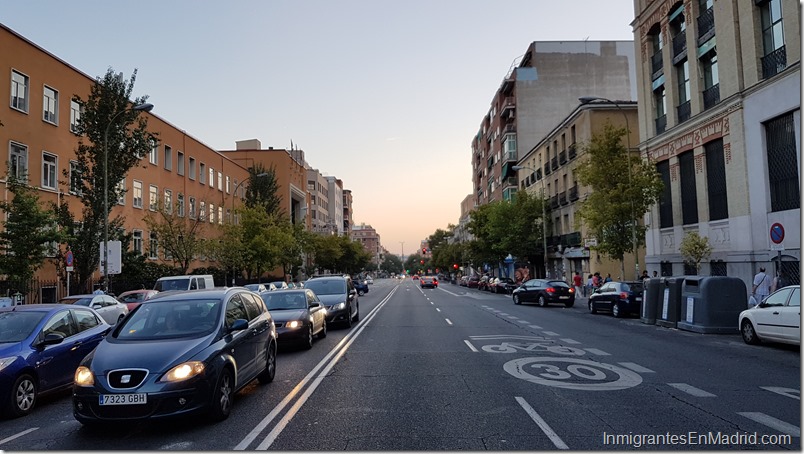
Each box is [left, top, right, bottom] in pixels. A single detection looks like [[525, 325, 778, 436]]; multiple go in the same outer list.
[[559, 296, 570, 299], [99, 393, 147, 406], [636, 297, 642, 301]]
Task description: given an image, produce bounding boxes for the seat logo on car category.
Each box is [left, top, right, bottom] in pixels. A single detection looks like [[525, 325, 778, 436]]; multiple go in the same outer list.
[[121, 375, 131, 384]]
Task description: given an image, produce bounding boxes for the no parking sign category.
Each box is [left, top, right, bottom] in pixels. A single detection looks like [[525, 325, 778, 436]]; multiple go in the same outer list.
[[770, 223, 785, 251]]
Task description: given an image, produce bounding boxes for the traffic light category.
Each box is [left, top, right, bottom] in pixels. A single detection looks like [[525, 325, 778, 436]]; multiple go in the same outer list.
[[422, 248, 427, 254], [453, 264, 459, 269], [420, 260, 424, 264]]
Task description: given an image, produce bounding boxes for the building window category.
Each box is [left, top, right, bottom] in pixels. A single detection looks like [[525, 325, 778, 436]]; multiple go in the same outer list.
[[149, 185, 158, 211], [759, 0, 786, 79], [654, 86, 667, 134], [133, 230, 143, 255], [148, 231, 158, 259], [199, 201, 206, 221], [133, 180, 143, 208], [657, 161, 673, 228], [661, 261, 673, 277], [10, 70, 29, 113], [226, 175, 231, 194], [200, 163, 206, 184], [701, 50, 719, 109], [149, 139, 158, 165], [69, 161, 82, 195], [676, 60, 691, 124], [43, 86, 58, 124], [189, 157, 196, 180], [177, 193, 185, 217], [117, 179, 125, 205], [218, 171, 223, 191], [683, 262, 698, 275], [704, 139, 728, 221], [650, 26, 664, 79], [678, 151, 698, 225], [42, 153, 57, 189], [209, 203, 215, 224], [164, 145, 172, 171], [177, 152, 185, 176], [218, 206, 223, 225], [766, 112, 799, 212], [710, 260, 727, 276], [70, 100, 81, 133], [189, 196, 196, 219], [209, 167, 215, 187], [9, 142, 28, 180], [164, 189, 172, 214]]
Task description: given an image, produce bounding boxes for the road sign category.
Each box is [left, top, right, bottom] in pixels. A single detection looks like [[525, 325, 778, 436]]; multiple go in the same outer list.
[[65, 250, 74, 267], [770, 223, 785, 251], [99, 241, 122, 275]]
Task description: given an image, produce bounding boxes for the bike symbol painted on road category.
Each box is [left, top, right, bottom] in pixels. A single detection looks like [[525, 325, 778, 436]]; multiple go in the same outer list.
[[482, 342, 586, 356], [504, 357, 643, 391]]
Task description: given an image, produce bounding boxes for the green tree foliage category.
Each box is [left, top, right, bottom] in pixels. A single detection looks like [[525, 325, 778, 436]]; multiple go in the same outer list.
[[245, 163, 283, 216], [338, 235, 372, 275], [310, 234, 343, 273], [679, 231, 712, 274], [62, 68, 154, 291], [575, 123, 663, 278], [380, 253, 403, 274], [0, 177, 64, 284], [143, 199, 207, 274]]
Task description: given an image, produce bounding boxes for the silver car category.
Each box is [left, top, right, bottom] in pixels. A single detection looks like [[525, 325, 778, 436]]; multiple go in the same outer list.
[[59, 294, 129, 325]]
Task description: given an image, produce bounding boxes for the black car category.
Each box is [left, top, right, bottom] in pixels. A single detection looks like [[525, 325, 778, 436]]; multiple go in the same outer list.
[[588, 281, 644, 317], [352, 277, 369, 296], [512, 279, 576, 307], [261, 289, 327, 349], [492, 277, 517, 294], [303, 276, 359, 328], [72, 288, 277, 424]]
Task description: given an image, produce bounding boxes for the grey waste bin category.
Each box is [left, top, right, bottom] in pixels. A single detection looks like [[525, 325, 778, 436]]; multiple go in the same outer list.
[[640, 277, 662, 324], [656, 277, 685, 328], [677, 276, 748, 334]]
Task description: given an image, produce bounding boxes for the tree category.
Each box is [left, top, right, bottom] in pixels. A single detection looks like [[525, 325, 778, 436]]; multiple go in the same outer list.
[[575, 123, 663, 279], [310, 234, 343, 274], [338, 235, 372, 275], [245, 163, 283, 216], [380, 253, 403, 274], [679, 231, 712, 275], [0, 177, 64, 285], [62, 68, 154, 291], [143, 199, 207, 274]]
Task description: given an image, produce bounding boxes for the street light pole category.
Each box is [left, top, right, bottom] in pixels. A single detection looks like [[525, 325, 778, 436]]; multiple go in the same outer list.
[[512, 165, 548, 279], [579, 96, 639, 280], [103, 102, 153, 291]]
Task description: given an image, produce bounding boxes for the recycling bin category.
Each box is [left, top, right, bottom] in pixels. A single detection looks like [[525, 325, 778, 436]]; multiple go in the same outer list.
[[677, 276, 747, 334], [656, 277, 685, 329], [640, 277, 662, 325]]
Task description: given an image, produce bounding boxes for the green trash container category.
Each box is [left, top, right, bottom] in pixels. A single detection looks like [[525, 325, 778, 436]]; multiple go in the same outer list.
[[656, 276, 685, 328], [640, 277, 662, 324]]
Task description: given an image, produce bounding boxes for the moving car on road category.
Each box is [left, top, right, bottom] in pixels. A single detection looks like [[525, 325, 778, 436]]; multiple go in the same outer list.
[[739, 285, 800, 346], [59, 294, 129, 325], [420, 276, 438, 289], [72, 287, 277, 424], [512, 279, 575, 307], [588, 281, 644, 318], [261, 289, 327, 349], [303, 276, 359, 328]]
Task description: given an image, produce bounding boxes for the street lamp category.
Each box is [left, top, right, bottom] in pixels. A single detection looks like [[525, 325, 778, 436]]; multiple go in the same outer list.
[[578, 96, 639, 280], [512, 165, 549, 279], [103, 102, 153, 289]]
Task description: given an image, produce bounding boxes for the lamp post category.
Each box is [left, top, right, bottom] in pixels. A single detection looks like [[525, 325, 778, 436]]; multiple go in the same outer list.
[[578, 96, 639, 280], [512, 165, 549, 279], [229, 172, 269, 286], [103, 102, 153, 289]]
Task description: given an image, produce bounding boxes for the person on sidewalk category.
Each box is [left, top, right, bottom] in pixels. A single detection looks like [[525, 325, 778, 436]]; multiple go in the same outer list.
[[751, 266, 771, 306], [573, 272, 583, 297]]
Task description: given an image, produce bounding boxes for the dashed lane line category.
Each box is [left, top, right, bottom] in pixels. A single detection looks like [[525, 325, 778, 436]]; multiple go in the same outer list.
[[529, 325, 543, 329], [560, 338, 581, 344], [464, 340, 479, 352], [582, 348, 611, 356], [515, 397, 569, 450], [445, 319, 453, 325], [668, 383, 716, 397], [618, 362, 655, 373], [0, 428, 39, 446], [543, 331, 560, 336]]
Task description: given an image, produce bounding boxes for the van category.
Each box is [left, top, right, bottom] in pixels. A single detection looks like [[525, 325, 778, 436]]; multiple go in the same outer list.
[[154, 275, 215, 292]]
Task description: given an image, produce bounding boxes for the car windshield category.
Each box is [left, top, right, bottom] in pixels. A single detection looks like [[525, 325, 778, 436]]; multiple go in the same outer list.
[[60, 297, 93, 307], [154, 278, 190, 292], [120, 293, 147, 303], [0, 311, 47, 342], [261, 292, 307, 310], [244, 284, 262, 292], [547, 281, 570, 288], [304, 279, 346, 296], [115, 299, 222, 340]]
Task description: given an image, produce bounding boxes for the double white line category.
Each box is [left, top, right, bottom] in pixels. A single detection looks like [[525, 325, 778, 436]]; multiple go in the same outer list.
[[235, 285, 399, 450]]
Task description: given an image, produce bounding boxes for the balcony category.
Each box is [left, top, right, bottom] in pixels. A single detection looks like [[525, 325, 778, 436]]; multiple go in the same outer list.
[[500, 97, 516, 119], [703, 84, 720, 110], [544, 163, 552, 176], [651, 52, 664, 80], [569, 185, 579, 201], [550, 195, 559, 209], [677, 101, 691, 124], [551, 157, 558, 171], [559, 191, 568, 206], [559, 150, 567, 165], [655, 114, 667, 135], [535, 168, 542, 180], [672, 32, 687, 63], [504, 123, 516, 134], [762, 45, 787, 79], [697, 7, 715, 46], [561, 231, 582, 248]]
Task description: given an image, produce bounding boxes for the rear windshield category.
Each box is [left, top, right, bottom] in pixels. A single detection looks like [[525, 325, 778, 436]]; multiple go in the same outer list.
[[61, 297, 93, 306], [116, 299, 222, 340], [547, 281, 570, 288], [623, 283, 644, 293], [154, 278, 190, 292], [304, 279, 346, 296], [261, 292, 307, 310], [0, 311, 47, 342]]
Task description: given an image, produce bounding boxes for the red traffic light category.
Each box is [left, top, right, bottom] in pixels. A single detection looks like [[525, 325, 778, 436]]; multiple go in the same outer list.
[[420, 260, 425, 264], [453, 264, 459, 269], [422, 248, 427, 254]]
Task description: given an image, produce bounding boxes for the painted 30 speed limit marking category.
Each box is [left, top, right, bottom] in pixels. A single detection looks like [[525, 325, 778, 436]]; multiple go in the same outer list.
[[504, 357, 643, 391]]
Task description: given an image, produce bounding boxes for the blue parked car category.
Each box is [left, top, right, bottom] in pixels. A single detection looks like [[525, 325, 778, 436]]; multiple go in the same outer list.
[[0, 304, 110, 418]]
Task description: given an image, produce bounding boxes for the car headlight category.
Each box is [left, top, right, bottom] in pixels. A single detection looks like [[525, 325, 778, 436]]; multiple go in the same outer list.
[[286, 320, 302, 329], [74, 366, 94, 387], [160, 361, 205, 383], [0, 356, 17, 373], [331, 302, 346, 310]]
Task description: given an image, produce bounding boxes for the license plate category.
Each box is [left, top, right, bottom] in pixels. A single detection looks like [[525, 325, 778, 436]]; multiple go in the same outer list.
[[99, 393, 147, 405], [559, 296, 570, 299], [636, 297, 642, 301]]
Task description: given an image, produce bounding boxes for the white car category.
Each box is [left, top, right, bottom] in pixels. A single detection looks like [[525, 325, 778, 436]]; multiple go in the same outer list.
[[59, 294, 129, 325], [366, 277, 374, 285], [739, 285, 800, 346]]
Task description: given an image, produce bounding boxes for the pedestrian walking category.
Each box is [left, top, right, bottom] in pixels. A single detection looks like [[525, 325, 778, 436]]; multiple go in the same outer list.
[[586, 274, 593, 297], [573, 272, 583, 297], [751, 267, 771, 306]]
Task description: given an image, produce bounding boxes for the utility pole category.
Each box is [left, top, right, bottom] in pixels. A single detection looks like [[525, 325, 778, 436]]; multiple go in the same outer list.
[[399, 241, 405, 273]]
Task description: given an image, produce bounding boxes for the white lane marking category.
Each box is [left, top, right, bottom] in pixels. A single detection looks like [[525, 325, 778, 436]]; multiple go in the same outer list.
[[470, 335, 548, 340], [436, 308, 441, 312], [543, 331, 560, 336], [498, 312, 510, 316], [668, 383, 715, 397], [236, 287, 398, 450], [439, 288, 460, 297], [515, 397, 569, 449], [507, 316, 519, 319], [516, 320, 529, 324], [583, 348, 611, 356], [445, 319, 453, 325], [560, 338, 581, 344], [430, 301, 434, 305], [618, 362, 655, 373], [0, 428, 39, 445], [761, 386, 801, 400], [464, 340, 478, 352], [737, 412, 801, 437], [529, 325, 543, 329]]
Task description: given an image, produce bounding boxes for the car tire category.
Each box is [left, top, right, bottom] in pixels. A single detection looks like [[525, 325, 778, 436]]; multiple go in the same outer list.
[[208, 368, 234, 422], [589, 301, 597, 314], [257, 343, 277, 384], [538, 295, 547, 307], [343, 306, 353, 328], [318, 320, 327, 339], [741, 319, 761, 345], [352, 304, 359, 322], [358, 290, 365, 296], [513, 294, 521, 305], [7, 373, 36, 418], [612, 303, 623, 318], [303, 325, 314, 350]]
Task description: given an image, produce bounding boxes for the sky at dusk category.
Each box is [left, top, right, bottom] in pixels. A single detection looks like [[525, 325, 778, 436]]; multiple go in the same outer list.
[[2, 0, 635, 255]]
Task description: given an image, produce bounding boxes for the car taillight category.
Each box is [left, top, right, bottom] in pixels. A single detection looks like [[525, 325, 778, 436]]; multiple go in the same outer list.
[[568, 287, 575, 293], [546, 287, 555, 293], [620, 292, 629, 300]]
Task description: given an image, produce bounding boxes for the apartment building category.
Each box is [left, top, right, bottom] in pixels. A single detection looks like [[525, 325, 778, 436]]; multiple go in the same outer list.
[[634, 0, 800, 286], [471, 41, 637, 207], [351, 223, 381, 263], [325, 176, 344, 236], [304, 167, 334, 234], [517, 102, 641, 280], [343, 189, 353, 235]]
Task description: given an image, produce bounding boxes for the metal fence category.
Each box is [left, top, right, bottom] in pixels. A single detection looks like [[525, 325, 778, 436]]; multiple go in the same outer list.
[[0, 277, 159, 305]]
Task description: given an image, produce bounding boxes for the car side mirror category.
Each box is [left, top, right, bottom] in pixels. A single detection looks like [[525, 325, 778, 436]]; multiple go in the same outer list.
[[40, 333, 65, 347], [594, 289, 601, 294], [228, 319, 249, 332], [309, 301, 321, 308], [92, 303, 102, 309]]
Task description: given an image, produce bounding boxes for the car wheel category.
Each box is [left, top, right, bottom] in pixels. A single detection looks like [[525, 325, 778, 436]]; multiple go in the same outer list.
[[741, 319, 760, 345], [589, 301, 597, 314], [343, 306, 353, 328], [208, 368, 234, 421], [513, 294, 521, 305], [303, 325, 314, 350], [257, 343, 276, 384], [318, 320, 327, 339], [538, 295, 547, 307], [352, 304, 359, 322], [7, 374, 36, 418], [358, 290, 365, 296]]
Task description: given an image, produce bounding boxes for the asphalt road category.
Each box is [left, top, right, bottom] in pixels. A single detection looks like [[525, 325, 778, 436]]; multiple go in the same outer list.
[[1, 278, 799, 450]]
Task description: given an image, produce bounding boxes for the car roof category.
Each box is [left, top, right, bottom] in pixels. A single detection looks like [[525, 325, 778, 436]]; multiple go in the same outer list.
[[61, 294, 99, 298], [146, 287, 239, 302], [0, 303, 75, 313]]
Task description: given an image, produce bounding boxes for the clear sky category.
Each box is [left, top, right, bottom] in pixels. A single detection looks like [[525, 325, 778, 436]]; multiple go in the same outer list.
[[3, 0, 635, 255]]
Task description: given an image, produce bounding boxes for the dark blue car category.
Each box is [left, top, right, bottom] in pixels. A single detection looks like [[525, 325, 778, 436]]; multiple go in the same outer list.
[[72, 287, 277, 424], [0, 304, 110, 418]]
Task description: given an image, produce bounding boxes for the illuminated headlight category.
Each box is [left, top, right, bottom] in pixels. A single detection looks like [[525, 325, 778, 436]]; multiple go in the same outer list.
[[0, 356, 17, 373], [331, 302, 346, 310], [74, 366, 94, 387], [161, 361, 205, 382], [286, 320, 302, 329]]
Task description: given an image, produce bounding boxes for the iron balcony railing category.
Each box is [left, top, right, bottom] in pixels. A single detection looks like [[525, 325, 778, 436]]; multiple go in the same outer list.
[[651, 51, 664, 79], [569, 185, 579, 201], [677, 101, 691, 124], [672, 31, 687, 60], [550, 196, 559, 209], [703, 84, 720, 110], [655, 114, 667, 134], [559, 191, 568, 206], [697, 7, 715, 45], [551, 157, 558, 171], [761, 45, 787, 79], [568, 144, 577, 160], [544, 163, 552, 176], [559, 151, 567, 165]]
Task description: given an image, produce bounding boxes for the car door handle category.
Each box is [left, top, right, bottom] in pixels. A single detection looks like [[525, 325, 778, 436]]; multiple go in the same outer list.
[[772, 311, 780, 315], [70, 342, 83, 351]]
